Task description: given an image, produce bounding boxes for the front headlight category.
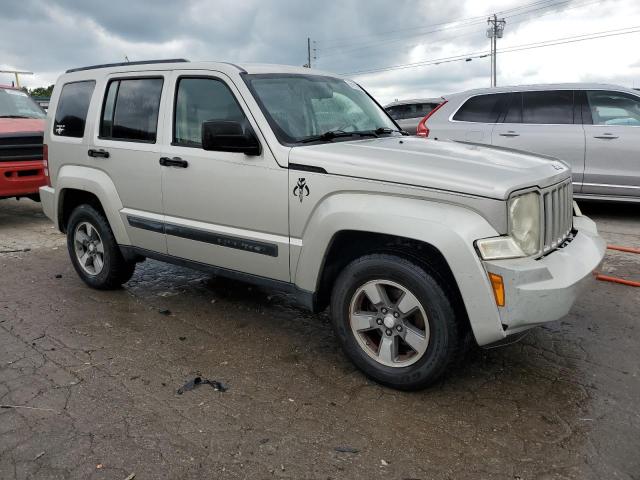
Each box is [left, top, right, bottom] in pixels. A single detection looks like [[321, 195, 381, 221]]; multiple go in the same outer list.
[[508, 191, 541, 256]]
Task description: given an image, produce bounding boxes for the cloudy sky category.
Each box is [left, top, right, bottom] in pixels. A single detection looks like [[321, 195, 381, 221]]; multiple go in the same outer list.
[[1, 0, 639, 103]]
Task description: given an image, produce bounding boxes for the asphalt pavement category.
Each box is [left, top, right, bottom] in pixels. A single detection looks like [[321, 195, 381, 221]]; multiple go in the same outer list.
[[0, 198, 638, 479]]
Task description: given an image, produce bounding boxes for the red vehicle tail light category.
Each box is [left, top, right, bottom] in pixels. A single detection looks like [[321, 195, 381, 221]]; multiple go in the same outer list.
[[416, 100, 448, 138], [43, 144, 51, 186]]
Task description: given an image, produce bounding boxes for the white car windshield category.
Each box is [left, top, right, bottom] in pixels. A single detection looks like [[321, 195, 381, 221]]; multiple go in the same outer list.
[[244, 74, 399, 144]]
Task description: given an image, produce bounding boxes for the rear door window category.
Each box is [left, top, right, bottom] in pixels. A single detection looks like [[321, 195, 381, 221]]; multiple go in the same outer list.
[[54, 81, 96, 138], [522, 90, 574, 124], [100, 77, 163, 142], [453, 94, 505, 123]]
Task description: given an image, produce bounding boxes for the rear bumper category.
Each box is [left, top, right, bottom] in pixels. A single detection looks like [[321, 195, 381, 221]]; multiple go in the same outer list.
[[0, 160, 46, 199], [481, 215, 606, 339], [39, 186, 57, 227]]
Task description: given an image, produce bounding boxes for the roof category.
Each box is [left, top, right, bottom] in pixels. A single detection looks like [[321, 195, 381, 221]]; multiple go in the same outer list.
[[384, 97, 443, 108], [446, 82, 639, 98], [61, 59, 339, 79]]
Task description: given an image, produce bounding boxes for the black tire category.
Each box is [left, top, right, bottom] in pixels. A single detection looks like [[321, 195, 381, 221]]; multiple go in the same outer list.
[[66, 204, 135, 289], [330, 254, 464, 390]]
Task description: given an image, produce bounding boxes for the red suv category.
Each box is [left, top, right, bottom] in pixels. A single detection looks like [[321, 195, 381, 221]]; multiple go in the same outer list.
[[0, 85, 47, 201]]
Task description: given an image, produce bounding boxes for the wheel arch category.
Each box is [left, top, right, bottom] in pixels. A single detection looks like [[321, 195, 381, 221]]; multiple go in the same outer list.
[[55, 165, 130, 245], [293, 194, 506, 346]]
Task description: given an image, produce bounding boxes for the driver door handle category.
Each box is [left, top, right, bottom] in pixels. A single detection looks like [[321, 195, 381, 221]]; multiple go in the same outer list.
[[159, 157, 188, 168], [593, 134, 619, 140], [499, 131, 520, 137]]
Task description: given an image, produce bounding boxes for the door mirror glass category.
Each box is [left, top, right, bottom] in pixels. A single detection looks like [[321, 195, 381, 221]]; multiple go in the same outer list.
[[201, 120, 261, 155]]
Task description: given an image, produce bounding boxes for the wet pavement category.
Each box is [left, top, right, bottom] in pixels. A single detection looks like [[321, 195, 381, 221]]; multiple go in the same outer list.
[[0, 198, 638, 479]]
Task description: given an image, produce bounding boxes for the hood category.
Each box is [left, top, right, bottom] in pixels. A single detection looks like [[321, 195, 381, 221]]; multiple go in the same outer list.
[[289, 136, 570, 200], [0, 118, 45, 136]]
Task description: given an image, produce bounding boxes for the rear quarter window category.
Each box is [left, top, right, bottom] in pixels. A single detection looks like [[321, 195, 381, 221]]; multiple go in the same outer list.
[[53, 81, 96, 138], [452, 94, 506, 123]]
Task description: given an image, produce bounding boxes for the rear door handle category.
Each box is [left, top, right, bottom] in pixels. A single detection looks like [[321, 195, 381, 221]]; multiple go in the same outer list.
[[88, 149, 110, 158], [499, 131, 520, 137], [593, 134, 619, 139], [159, 156, 188, 168]]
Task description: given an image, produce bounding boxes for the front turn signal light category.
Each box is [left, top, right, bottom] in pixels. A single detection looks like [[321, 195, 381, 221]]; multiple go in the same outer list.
[[488, 272, 505, 307]]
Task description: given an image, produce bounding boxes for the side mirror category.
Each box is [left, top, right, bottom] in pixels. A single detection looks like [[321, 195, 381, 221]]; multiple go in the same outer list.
[[201, 120, 261, 156]]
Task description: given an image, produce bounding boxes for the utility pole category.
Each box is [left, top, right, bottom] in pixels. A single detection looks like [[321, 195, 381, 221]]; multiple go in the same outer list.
[[0, 69, 33, 89], [486, 14, 506, 87]]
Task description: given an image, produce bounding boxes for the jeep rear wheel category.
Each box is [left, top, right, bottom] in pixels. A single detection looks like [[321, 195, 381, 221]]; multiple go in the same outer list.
[[330, 254, 463, 390], [66, 204, 135, 289]]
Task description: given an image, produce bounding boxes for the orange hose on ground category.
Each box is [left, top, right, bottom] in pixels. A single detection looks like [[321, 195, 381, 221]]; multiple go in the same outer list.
[[607, 245, 640, 255], [596, 274, 640, 287], [594, 245, 640, 287]]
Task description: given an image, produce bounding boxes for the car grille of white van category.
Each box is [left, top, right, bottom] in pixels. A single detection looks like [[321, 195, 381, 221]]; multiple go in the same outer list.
[[541, 179, 573, 253]]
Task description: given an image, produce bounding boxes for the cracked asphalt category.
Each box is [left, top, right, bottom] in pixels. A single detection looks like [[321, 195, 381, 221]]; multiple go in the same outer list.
[[0, 198, 638, 480]]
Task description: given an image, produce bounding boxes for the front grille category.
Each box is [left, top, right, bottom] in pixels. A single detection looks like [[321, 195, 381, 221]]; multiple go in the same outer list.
[[0, 134, 44, 162], [542, 179, 573, 253]]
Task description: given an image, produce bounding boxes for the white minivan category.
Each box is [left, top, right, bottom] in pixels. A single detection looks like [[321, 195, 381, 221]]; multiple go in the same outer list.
[[420, 84, 640, 203]]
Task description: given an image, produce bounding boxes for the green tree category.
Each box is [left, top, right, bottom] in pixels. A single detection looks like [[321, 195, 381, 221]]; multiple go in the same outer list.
[[27, 85, 54, 97]]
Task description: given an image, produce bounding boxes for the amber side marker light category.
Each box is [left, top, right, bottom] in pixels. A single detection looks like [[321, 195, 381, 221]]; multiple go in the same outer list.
[[488, 273, 505, 307]]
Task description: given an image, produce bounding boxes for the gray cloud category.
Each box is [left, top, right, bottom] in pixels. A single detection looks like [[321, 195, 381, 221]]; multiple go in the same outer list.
[[1, 0, 639, 103]]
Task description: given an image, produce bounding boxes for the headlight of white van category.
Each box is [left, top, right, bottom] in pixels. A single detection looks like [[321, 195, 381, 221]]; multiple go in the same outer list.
[[476, 191, 541, 260], [508, 191, 541, 256]]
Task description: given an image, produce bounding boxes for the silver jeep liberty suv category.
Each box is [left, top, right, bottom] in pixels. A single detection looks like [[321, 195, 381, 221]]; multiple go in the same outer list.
[[40, 59, 605, 390]]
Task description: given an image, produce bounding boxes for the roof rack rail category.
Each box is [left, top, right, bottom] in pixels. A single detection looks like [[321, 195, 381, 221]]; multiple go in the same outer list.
[[66, 59, 189, 74]]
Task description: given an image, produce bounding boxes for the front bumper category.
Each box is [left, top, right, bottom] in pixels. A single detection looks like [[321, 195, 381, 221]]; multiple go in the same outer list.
[[482, 215, 606, 337], [0, 160, 46, 199]]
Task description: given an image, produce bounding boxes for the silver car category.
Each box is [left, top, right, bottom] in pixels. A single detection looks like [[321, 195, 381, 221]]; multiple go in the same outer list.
[[422, 83, 640, 203], [385, 98, 443, 134]]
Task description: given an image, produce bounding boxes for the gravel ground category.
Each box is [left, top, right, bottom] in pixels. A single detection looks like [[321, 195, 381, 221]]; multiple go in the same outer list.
[[0, 198, 638, 480]]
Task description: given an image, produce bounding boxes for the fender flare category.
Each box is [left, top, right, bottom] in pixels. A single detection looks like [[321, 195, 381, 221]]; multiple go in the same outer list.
[[54, 165, 131, 245], [294, 193, 506, 346]]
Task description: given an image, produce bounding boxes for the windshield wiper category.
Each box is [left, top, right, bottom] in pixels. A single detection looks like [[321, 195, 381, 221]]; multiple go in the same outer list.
[[374, 127, 408, 136], [300, 130, 380, 143], [0, 115, 35, 119]]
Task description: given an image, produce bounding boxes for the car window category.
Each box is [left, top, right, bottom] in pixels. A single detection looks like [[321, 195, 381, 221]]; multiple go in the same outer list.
[[586, 90, 640, 126], [453, 94, 505, 123], [386, 104, 413, 120], [53, 81, 95, 138], [0, 88, 46, 120], [100, 77, 163, 142], [502, 93, 522, 123], [416, 103, 437, 117], [173, 77, 247, 147], [246, 74, 396, 144], [522, 90, 573, 124]]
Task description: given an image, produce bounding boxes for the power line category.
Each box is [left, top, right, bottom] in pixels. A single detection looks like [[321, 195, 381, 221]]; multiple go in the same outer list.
[[341, 25, 640, 76], [320, 0, 574, 51], [320, 0, 599, 62]]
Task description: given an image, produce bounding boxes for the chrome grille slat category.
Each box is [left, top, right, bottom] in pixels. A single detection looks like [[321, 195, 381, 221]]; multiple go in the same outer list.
[[541, 179, 572, 253]]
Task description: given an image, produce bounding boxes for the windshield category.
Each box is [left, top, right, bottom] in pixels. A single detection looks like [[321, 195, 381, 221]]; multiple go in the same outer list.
[[244, 74, 399, 144], [0, 88, 46, 119]]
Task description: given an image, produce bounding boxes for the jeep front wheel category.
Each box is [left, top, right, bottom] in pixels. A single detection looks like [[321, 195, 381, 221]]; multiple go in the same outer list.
[[66, 204, 135, 289], [330, 254, 463, 390]]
